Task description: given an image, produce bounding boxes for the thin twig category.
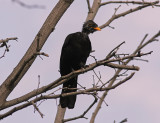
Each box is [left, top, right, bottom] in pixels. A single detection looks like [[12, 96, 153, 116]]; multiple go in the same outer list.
[[0, 37, 18, 44], [0, 47, 10, 59], [114, 5, 121, 15], [100, 0, 160, 7], [133, 58, 148, 62], [31, 101, 44, 118], [93, 70, 104, 85], [139, 34, 148, 47], [106, 41, 125, 59], [86, 0, 91, 12], [0, 37, 18, 58], [34, 75, 41, 112]]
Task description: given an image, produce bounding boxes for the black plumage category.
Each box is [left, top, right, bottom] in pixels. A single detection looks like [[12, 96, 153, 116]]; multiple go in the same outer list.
[[60, 20, 101, 109]]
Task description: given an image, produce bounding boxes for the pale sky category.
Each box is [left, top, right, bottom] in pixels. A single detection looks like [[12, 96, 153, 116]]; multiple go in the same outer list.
[[0, 0, 160, 123]]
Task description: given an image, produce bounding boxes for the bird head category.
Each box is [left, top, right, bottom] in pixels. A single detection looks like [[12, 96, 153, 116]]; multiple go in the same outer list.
[[82, 20, 101, 34]]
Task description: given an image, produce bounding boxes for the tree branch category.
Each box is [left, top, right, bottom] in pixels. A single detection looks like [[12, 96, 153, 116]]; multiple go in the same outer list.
[[100, 0, 160, 7], [0, 0, 74, 107], [90, 72, 135, 123], [99, 1, 159, 29], [1, 47, 143, 111], [0, 37, 18, 59], [89, 31, 160, 123], [86, 0, 91, 12], [31, 101, 44, 118], [86, 0, 101, 21], [0, 72, 135, 120], [1, 32, 157, 119], [1, 1, 159, 122], [54, 105, 66, 123], [0, 37, 18, 44]]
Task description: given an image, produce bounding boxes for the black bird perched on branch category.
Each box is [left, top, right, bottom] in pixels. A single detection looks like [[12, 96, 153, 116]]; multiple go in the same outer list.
[[60, 20, 101, 109]]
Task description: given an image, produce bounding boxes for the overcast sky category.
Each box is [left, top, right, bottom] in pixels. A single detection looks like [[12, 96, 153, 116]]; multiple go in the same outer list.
[[0, 0, 160, 123]]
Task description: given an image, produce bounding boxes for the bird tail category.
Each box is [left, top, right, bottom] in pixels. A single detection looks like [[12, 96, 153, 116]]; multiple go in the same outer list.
[[60, 77, 77, 109]]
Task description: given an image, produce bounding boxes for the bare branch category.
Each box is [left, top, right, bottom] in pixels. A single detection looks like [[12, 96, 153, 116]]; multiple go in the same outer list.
[[86, 0, 102, 21], [106, 63, 139, 70], [0, 101, 32, 120], [106, 41, 125, 59], [139, 34, 148, 46], [90, 72, 135, 123], [0, 47, 10, 59], [0, 37, 18, 44], [31, 101, 44, 118], [0, 0, 74, 107], [54, 105, 66, 123], [0, 72, 134, 120], [1, 39, 153, 112], [100, 0, 160, 7], [93, 70, 104, 85], [0, 37, 18, 59], [137, 31, 160, 51], [100, 1, 159, 29], [0, 1, 159, 120], [86, 0, 91, 12], [90, 31, 160, 122], [1, 50, 143, 109]]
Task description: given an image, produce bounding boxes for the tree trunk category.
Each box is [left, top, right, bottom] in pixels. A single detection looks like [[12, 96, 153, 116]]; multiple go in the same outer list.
[[0, 0, 74, 107], [54, 105, 66, 123]]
